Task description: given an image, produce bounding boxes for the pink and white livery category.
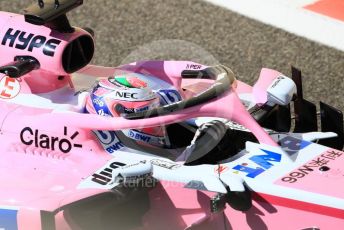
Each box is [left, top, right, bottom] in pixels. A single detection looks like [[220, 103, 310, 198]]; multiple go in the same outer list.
[[0, 1, 343, 230]]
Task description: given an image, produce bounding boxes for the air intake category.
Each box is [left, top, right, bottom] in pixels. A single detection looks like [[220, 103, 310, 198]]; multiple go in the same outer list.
[[62, 35, 94, 73]]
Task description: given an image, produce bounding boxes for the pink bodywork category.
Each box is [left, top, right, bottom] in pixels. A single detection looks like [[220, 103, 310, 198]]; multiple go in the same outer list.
[[0, 12, 92, 94], [0, 11, 342, 229]]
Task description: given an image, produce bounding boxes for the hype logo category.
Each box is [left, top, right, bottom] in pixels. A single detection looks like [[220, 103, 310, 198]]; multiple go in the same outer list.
[[1, 28, 62, 57], [0, 76, 20, 99]]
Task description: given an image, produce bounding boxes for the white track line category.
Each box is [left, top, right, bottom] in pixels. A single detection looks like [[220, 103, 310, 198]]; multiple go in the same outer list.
[[204, 0, 344, 51], [272, 0, 318, 8]]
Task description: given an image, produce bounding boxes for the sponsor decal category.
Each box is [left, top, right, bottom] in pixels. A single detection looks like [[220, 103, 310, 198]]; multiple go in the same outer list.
[[280, 150, 343, 183], [115, 100, 159, 115], [20, 127, 82, 153], [118, 173, 152, 185], [215, 165, 228, 174], [279, 136, 311, 156], [232, 136, 310, 178], [1, 28, 62, 57], [121, 160, 146, 169], [128, 130, 151, 143], [93, 130, 124, 154], [91, 93, 111, 116], [133, 105, 150, 113], [88, 160, 152, 189], [232, 149, 281, 178], [157, 89, 182, 105], [92, 97, 104, 107], [150, 159, 181, 170], [0, 76, 20, 99], [124, 129, 165, 146], [118, 105, 135, 114], [91, 161, 126, 185], [186, 64, 202, 70], [269, 76, 285, 89], [0, 209, 18, 230], [99, 78, 155, 101], [111, 90, 139, 100]]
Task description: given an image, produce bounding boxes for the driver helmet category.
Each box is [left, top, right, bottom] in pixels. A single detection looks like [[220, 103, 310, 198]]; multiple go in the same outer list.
[[85, 73, 168, 147]]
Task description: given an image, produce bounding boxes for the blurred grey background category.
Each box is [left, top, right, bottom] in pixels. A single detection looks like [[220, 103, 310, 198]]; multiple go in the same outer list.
[[1, 0, 344, 111]]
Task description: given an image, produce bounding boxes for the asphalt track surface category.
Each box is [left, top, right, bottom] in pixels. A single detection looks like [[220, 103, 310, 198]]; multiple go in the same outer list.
[[1, 0, 344, 112]]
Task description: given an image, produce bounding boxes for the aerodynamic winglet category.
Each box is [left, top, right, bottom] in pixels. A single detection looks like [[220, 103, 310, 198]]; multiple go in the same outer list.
[[292, 67, 318, 132], [23, 0, 83, 32], [318, 102, 344, 149]]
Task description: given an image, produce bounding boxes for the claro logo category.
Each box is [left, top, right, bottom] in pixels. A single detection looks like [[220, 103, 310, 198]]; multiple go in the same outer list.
[[20, 127, 82, 153], [1, 28, 62, 57]]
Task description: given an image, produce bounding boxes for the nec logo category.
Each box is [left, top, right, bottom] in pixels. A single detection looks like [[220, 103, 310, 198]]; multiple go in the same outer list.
[[1, 28, 62, 57], [113, 91, 138, 100]]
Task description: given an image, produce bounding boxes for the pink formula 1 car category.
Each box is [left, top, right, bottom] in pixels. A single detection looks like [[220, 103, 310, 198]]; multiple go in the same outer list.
[[0, 1, 343, 230]]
